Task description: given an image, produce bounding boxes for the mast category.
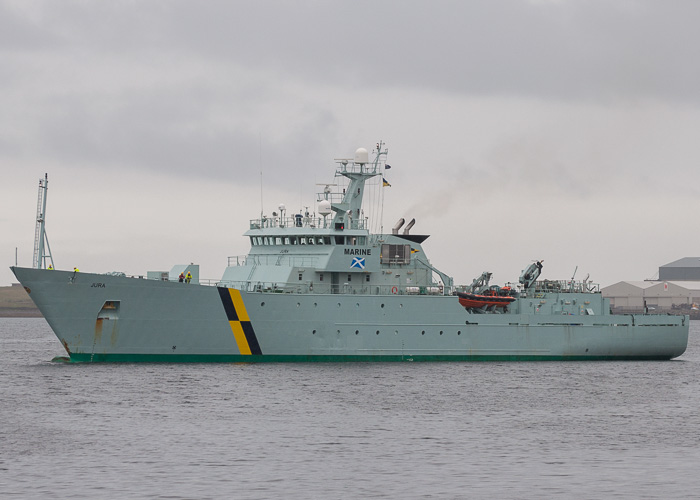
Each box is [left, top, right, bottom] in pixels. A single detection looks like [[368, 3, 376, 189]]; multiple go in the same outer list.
[[330, 142, 387, 229], [32, 173, 54, 269]]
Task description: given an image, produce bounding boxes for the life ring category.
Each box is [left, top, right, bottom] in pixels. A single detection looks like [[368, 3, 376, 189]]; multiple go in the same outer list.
[[391, 286, 398, 295]]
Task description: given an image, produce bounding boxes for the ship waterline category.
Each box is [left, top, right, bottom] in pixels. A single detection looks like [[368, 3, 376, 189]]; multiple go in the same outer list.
[[11, 267, 688, 362]]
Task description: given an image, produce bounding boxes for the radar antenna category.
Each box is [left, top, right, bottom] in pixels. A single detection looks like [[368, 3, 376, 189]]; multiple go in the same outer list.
[[32, 173, 54, 270]]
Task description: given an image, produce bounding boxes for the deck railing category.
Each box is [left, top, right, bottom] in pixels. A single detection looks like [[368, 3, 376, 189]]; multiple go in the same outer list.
[[226, 255, 320, 268], [135, 274, 451, 295], [212, 281, 450, 296], [249, 216, 367, 230], [529, 280, 600, 294], [134, 275, 599, 297]]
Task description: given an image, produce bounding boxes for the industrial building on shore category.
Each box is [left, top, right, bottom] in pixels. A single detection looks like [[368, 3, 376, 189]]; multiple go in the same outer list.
[[602, 258, 700, 318]]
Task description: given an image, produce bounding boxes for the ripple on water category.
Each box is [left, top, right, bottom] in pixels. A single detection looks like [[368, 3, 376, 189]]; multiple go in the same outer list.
[[0, 318, 699, 499]]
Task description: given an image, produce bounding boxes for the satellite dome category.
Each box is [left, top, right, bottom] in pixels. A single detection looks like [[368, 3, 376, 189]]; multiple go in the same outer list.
[[354, 148, 369, 164], [318, 199, 332, 216]]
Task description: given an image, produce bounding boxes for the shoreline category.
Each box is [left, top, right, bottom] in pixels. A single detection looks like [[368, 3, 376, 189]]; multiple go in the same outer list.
[[0, 285, 42, 318], [0, 309, 43, 318]]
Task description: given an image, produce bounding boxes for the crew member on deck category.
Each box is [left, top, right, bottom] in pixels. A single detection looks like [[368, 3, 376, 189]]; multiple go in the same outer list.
[[73, 267, 80, 272], [185, 271, 192, 284], [179, 272, 184, 283], [47, 265, 53, 270]]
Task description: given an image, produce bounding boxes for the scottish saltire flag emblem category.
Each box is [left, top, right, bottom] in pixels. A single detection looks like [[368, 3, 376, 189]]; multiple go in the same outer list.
[[351, 257, 365, 269]]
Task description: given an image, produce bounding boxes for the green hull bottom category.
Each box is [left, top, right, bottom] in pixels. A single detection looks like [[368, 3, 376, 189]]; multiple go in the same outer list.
[[68, 352, 675, 363]]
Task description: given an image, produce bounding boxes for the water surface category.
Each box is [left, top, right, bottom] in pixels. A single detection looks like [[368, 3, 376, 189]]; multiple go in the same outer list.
[[2, 318, 699, 499]]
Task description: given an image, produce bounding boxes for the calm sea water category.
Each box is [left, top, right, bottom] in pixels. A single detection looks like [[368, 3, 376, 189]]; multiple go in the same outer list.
[[1, 318, 699, 499]]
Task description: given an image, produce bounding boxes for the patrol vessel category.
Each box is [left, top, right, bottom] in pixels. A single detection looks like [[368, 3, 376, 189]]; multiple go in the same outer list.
[[11, 144, 689, 362]]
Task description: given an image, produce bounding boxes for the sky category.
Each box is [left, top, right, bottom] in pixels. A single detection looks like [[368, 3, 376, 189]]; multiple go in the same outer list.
[[2, 0, 700, 288]]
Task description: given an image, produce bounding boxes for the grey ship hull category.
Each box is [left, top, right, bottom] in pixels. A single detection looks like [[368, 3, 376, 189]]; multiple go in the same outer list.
[[12, 267, 689, 362]]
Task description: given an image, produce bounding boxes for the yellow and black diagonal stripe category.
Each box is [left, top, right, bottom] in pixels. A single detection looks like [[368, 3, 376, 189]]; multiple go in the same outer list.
[[217, 288, 262, 355]]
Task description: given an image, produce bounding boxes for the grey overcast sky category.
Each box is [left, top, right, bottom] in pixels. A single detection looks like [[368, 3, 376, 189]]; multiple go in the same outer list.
[[2, 0, 700, 287]]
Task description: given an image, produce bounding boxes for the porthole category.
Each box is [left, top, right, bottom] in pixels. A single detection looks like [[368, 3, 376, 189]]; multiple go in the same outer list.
[[376, 330, 380, 335], [399, 303, 403, 308], [394, 330, 398, 335], [457, 331, 461, 335], [312, 330, 316, 335], [337, 303, 341, 308], [421, 330, 425, 335], [261, 302, 265, 307], [356, 303, 360, 308], [297, 302, 301, 307], [439, 331, 443, 335], [314, 302, 318, 307], [337, 330, 340, 335], [355, 330, 359, 335], [381, 304, 385, 308]]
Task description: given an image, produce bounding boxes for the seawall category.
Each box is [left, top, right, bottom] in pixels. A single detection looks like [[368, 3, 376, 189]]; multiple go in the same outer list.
[[0, 285, 42, 317]]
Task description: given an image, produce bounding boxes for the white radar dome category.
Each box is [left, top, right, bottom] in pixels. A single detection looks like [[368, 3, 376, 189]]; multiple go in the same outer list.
[[354, 147, 369, 164], [318, 200, 332, 216]]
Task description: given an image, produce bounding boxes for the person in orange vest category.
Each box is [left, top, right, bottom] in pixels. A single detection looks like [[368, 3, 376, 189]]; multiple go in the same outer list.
[[178, 272, 185, 283], [185, 271, 192, 284]]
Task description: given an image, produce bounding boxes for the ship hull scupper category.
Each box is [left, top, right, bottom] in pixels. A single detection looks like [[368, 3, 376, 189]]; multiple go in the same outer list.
[[12, 267, 688, 362]]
